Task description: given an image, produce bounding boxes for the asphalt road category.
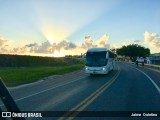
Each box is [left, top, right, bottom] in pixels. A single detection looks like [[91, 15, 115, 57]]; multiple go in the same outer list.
[[0, 62, 160, 120]]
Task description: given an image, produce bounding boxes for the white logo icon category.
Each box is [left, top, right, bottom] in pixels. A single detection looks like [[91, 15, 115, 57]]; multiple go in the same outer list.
[[2, 112, 11, 117]]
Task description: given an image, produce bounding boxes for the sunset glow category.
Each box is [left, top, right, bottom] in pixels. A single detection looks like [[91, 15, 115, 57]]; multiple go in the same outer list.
[[40, 25, 70, 44], [0, 0, 160, 56], [52, 50, 65, 57]]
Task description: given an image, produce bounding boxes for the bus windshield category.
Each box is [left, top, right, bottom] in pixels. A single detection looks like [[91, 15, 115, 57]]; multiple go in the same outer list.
[[85, 51, 108, 67]]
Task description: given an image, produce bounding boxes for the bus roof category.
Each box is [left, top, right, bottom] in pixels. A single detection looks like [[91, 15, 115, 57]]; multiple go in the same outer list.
[[87, 48, 108, 52]]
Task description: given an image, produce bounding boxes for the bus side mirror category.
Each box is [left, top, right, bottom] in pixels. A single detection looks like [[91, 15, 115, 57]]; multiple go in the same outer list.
[[106, 52, 109, 59]]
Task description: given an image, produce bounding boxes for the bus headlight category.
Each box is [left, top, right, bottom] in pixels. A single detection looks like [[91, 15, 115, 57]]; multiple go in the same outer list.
[[85, 67, 89, 70], [102, 67, 106, 71]]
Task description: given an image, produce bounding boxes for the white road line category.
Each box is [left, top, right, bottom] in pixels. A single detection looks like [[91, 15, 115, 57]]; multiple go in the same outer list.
[[143, 66, 160, 73], [8, 69, 85, 90], [0, 75, 88, 107], [9, 73, 86, 90], [134, 67, 160, 94], [8, 79, 44, 90], [125, 63, 160, 94]]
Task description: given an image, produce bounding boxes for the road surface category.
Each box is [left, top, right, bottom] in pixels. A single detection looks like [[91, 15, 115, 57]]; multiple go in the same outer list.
[[0, 62, 160, 120]]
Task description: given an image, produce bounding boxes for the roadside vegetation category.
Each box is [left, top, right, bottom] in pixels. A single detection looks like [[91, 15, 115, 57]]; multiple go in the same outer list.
[[156, 62, 160, 65], [116, 44, 150, 61], [0, 54, 84, 86]]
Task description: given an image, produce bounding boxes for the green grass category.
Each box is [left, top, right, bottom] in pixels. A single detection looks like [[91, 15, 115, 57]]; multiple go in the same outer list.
[[0, 64, 84, 87]]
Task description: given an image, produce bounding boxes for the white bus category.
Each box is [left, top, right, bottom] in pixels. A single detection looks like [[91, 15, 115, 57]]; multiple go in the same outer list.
[[85, 48, 116, 75]]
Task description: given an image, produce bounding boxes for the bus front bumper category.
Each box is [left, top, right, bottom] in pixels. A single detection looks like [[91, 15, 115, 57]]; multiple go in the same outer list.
[[85, 67, 108, 74]]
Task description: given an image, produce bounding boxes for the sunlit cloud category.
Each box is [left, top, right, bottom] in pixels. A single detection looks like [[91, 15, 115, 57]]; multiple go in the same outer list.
[[81, 36, 96, 49], [0, 35, 12, 53], [133, 32, 160, 53], [0, 36, 11, 46], [23, 39, 77, 56], [96, 34, 110, 48], [80, 34, 111, 50], [144, 32, 160, 48], [0, 33, 112, 56], [143, 32, 160, 53], [6, 32, 160, 56], [0, 33, 138, 56]]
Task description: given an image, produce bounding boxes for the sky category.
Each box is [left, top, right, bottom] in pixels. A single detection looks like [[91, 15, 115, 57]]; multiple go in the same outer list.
[[0, 0, 160, 57]]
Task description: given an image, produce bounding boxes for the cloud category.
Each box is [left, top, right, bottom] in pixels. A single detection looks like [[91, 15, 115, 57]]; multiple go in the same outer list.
[[12, 41, 53, 54], [144, 32, 160, 48], [36, 41, 53, 53], [0, 33, 112, 56], [25, 43, 38, 47], [0, 35, 12, 53], [25, 43, 39, 53], [28, 33, 111, 55], [12, 47, 29, 53], [96, 33, 110, 48], [84, 36, 93, 48], [65, 42, 77, 50], [134, 40, 143, 43], [56, 40, 68, 50], [24, 40, 77, 54], [131, 32, 160, 53], [80, 34, 111, 50], [81, 35, 96, 49]]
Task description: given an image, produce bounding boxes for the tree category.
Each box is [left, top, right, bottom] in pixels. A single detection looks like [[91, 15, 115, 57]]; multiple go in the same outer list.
[[110, 48, 116, 54], [116, 44, 150, 61]]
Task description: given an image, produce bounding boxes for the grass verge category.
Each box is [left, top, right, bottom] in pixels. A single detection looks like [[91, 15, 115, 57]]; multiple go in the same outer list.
[[0, 64, 84, 87]]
